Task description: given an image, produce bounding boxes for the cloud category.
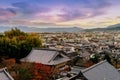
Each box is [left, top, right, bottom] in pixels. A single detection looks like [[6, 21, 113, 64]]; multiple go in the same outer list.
[[31, 22, 57, 26], [11, 2, 51, 15], [0, 0, 115, 27], [0, 19, 57, 26], [39, 0, 112, 22], [56, 0, 111, 21], [9, 0, 112, 22], [0, 8, 16, 20], [52, 8, 107, 22], [80, 0, 111, 8], [116, 16, 120, 19]]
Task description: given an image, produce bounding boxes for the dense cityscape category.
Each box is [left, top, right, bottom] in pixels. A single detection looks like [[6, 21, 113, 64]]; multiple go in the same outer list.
[[0, 0, 120, 80], [0, 29, 120, 80]]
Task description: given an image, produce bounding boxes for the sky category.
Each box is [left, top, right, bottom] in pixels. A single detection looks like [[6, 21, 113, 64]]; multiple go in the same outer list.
[[0, 0, 120, 29]]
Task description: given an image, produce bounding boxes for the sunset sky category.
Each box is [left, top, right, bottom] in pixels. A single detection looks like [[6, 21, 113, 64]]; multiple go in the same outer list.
[[0, 0, 120, 29]]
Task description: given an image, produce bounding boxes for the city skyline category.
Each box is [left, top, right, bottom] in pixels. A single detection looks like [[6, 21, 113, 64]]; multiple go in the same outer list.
[[0, 0, 120, 29]]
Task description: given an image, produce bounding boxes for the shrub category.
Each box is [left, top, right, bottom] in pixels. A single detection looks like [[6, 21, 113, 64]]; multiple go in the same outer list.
[[17, 67, 33, 80]]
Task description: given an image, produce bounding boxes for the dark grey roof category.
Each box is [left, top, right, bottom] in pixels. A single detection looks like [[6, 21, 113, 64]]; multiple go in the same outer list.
[[0, 68, 14, 80], [21, 48, 70, 65], [82, 60, 120, 80]]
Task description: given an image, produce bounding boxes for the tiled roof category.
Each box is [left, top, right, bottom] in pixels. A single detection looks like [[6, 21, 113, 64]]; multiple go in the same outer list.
[[82, 60, 120, 80], [0, 68, 14, 80], [21, 48, 70, 65]]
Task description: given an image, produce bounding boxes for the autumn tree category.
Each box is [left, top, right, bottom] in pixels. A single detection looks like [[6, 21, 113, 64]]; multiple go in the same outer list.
[[0, 28, 42, 61], [4, 28, 26, 38]]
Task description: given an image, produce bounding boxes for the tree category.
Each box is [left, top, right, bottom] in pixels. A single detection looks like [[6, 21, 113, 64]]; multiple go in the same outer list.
[[0, 28, 42, 60], [104, 53, 112, 64], [90, 54, 99, 64], [4, 28, 26, 38], [18, 67, 33, 80]]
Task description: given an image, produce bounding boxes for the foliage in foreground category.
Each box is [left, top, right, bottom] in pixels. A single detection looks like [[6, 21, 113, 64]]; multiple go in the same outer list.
[[0, 28, 42, 60]]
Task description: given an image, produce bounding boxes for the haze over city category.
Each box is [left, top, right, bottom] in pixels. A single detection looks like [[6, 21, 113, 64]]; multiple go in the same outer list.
[[0, 0, 120, 29]]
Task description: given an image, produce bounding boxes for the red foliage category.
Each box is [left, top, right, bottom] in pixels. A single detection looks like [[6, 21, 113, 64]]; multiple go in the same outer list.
[[84, 60, 94, 68], [33, 63, 52, 80]]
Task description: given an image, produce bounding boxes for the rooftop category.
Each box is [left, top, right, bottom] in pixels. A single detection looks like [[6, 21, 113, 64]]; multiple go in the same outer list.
[[82, 60, 120, 80], [0, 68, 14, 80], [21, 48, 70, 65]]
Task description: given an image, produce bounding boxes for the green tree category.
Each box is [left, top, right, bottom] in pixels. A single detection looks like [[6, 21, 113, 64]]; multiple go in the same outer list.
[[0, 28, 42, 60], [90, 54, 99, 64], [4, 28, 26, 38], [104, 53, 112, 64]]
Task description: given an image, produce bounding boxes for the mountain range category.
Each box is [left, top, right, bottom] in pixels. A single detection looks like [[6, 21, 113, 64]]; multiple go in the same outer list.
[[0, 23, 120, 32], [0, 26, 83, 33], [86, 23, 120, 31]]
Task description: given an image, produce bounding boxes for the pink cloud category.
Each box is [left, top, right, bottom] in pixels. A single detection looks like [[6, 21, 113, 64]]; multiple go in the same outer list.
[[0, 8, 16, 20]]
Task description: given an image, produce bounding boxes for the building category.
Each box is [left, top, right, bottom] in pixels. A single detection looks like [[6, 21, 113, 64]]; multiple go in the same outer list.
[[21, 48, 70, 80], [81, 60, 120, 80], [0, 68, 14, 80]]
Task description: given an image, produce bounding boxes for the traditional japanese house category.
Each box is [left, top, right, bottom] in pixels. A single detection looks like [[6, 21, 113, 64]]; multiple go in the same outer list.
[[21, 48, 70, 80]]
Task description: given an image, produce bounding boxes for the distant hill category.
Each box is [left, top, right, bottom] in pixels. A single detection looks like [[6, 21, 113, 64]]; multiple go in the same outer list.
[[107, 23, 120, 30], [2, 23, 120, 32], [0, 26, 83, 33], [85, 23, 120, 31]]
